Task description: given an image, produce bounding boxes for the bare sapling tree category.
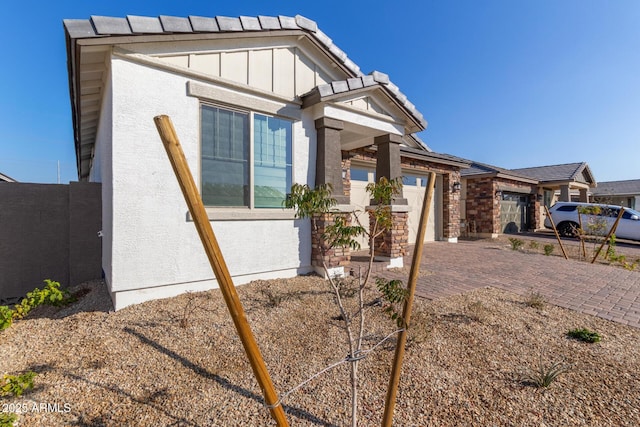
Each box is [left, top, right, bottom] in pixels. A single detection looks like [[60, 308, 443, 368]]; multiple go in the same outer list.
[[285, 177, 407, 427]]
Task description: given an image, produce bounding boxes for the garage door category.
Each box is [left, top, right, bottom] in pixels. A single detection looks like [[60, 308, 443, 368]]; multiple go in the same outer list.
[[404, 174, 440, 244], [349, 167, 439, 249], [500, 193, 528, 233]]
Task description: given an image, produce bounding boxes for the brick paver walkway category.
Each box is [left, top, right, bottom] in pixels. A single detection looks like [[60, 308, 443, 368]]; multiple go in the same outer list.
[[352, 239, 640, 328]]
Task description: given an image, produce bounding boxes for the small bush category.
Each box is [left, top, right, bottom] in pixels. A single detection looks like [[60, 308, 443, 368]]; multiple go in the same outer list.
[[543, 244, 554, 256], [260, 285, 289, 308], [0, 413, 17, 427], [525, 291, 546, 310], [376, 278, 408, 327], [407, 309, 432, 347], [1, 280, 72, 331], [465, 301, 489, 323], [508, 238, 524, 251], [567, 328, 601, 343], [521, 357, 572, 388], [1, 371, 36, 397], [528, 241, 539, 250]]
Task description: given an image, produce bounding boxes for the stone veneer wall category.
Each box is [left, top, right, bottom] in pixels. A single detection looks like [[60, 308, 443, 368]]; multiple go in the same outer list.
[[369, 209, 408, 259], [341, 153, 351, 198], [465, 177, 540, 235], [311, 212, 352, 270], [465, 177, 498, 234]]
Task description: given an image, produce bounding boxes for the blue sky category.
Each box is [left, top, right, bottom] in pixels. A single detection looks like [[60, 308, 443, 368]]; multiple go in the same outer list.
[[1, 0, 639, 183]]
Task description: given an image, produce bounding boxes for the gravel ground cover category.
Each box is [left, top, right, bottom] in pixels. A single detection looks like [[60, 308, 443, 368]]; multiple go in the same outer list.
[[1, 273, 639, 426]]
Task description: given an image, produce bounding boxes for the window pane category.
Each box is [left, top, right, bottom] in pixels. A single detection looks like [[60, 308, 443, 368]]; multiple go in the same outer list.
[[254, 114, 292, 208], [201, 105, 249, 206], [402, 175, 418, 186], [351, 168, 369, 182]]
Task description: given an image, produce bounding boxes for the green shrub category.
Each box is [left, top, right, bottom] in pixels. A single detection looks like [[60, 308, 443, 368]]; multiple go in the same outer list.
[[376, 278, 408, 327], [521, 358, 572, 388], [567, 328, 601, 343], [528, 241, 539, 250], [0, 413, 17, 427], [1, 371, 36, 397], [508, 238, 524, 251], [543, 244, 554, 256], [1, 280, 72, 331]]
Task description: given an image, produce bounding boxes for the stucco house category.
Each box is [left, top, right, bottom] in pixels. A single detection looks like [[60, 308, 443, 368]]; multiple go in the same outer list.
[[591, 179, 640, 209], [460, 161, 596, 237], [64, 14, 468, 310]]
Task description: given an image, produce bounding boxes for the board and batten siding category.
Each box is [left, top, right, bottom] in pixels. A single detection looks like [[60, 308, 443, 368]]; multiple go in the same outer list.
[[157, 46, 332, 99]]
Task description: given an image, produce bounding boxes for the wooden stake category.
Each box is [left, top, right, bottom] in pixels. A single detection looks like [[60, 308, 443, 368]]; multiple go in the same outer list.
[[578, 210, 587, 259], [591, 207, 625, 264], [544, 205, 569, 260], [381, 171, 436, 427], [153, 115, 289, 426]]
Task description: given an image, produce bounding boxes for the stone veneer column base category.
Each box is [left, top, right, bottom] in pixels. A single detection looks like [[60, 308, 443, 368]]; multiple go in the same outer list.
[[368, 205, 409, 269], [311, 205, 354, 278]]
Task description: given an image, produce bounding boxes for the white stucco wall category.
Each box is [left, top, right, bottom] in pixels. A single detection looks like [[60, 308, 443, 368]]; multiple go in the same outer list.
[[92, 74, 113, 286], [105, 56, 313, 309]]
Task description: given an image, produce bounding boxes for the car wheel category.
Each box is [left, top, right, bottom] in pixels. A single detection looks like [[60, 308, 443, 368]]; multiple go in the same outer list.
[[557, 221, 579, 237]]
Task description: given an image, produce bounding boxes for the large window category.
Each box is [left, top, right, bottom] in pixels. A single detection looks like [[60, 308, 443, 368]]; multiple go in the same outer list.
[[201, 105, 292, 208]]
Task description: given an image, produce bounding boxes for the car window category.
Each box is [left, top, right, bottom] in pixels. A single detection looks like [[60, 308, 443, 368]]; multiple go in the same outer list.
[[622, 210, 640, 220], [556, 205, 577, 212], [601, 208, 620, 218]]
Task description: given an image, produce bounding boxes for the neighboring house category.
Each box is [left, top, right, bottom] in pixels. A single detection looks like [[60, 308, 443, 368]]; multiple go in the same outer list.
[[64, 14, 467, 310], [461, 161, 540, 237], [511, 162, 596, 205], [0, 172, 17, 182], [461, 161, 597, 237], [591, 179, 640, 209]]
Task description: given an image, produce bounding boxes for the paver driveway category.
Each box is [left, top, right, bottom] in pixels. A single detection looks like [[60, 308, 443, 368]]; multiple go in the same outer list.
[[354, 239, 640, 328]]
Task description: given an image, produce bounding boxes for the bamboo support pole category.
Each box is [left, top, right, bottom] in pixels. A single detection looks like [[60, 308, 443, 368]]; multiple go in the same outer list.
[[381, 171, 436, 427], [544, 206, 569, 260], [591, 207, 625, 264], [153, 115, 289, 426], [578, 211, 587, 259]]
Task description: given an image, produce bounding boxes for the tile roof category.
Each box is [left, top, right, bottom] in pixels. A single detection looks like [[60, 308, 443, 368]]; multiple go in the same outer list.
[[399, 146, 471, 168], [64, 14, 426, 128], [510, 162, 594, 184], [460, 161, 537, 183], [591, 179, 640, 196]]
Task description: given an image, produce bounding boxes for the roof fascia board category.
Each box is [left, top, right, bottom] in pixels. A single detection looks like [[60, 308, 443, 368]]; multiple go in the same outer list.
[[495, 172, 538, 184], [368, 145, 470, 169], [399, 151, 471, 169], [75, 29, 359, 80], [75, 29, 304, 47]]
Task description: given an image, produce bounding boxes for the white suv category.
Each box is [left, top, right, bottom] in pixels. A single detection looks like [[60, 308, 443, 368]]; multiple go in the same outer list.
[[544, 202, 640, 241]]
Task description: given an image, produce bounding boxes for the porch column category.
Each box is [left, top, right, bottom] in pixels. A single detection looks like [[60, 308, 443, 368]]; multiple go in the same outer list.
[[579, 188, 588, 202], [370, 133, 408, 268], [374, 134, 407, 204], [443, 171, 461, 242], [313, 118, 350, 277], [315, 118, 348, 204], [559, 185, 571, 202]]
